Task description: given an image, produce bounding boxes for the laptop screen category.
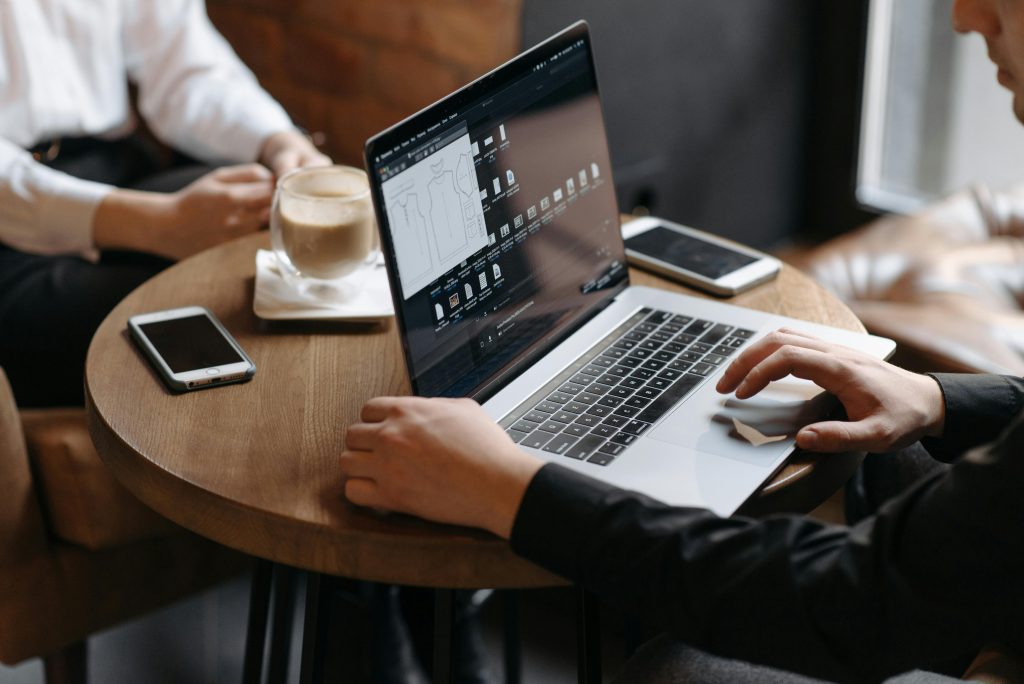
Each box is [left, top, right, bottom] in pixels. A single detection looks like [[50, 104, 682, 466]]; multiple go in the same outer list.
[[367, 23, 626, 398]]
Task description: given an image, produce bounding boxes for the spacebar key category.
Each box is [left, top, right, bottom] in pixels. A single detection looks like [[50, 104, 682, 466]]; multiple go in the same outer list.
[[636, 374, 703, 424]]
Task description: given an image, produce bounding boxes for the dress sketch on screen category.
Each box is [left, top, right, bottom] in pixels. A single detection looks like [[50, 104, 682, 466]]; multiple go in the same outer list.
[[389, 190, 432, 286]]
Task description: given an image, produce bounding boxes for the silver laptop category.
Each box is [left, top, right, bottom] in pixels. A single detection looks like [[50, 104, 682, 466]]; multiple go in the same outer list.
[[364, 22, 894, 515]]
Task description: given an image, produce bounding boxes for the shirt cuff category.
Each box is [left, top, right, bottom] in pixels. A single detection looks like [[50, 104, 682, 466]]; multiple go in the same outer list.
[[509, 463, 621, 581], [922, 373, 1024, 462]]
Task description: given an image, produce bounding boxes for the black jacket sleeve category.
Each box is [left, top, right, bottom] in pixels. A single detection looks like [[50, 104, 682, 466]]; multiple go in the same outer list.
[[510, 413, 1024, 682], [922, 373, 1024, 462]]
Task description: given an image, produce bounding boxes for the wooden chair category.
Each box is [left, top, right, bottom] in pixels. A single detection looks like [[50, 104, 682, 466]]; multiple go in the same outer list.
[[0, 367, 247, 683]]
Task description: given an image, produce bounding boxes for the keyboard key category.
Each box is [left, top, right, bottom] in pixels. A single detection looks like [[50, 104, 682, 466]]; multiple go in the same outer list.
[[651, 331, 673, 342], [689, 363, 714, 377], [523, 411, 548, 423], [598, 441, 626, 456], [551, 411, 576, 423], [621, 420, 652, 436], [639, 340, 663, 351], [591, 356, 615, 368], [597, 396, 624, 408], [636, 387, 661, 399], [591, 424, 617, 438], [617, 356, 641, 368], [581, 364, 606, 376], [596, 374, 621, 386], [668, 360, 693, 372], [699, 324, 733, 345], [660, 323, 683, 334], [587, 452, 616, 466], [607, 365, 631, 377], [575, 413, 601, 427], [641, 359, 666, 371], [703, 354, 726, 366], [664, 342, 686, 354], [587, 383, 611, 396], [570, 374, 594, 386], [612, 339, 637, 350], [601, 348, 627, 359], [542, 434, 579, 456], [613, 405, 640, 418], [649, 377, 671, 390], [619, 376, 644, 389], [680, 351, 703, 363], [565, 435, 606, 460], [558, 382, 586, 394], [712, 345, 735, 357], [522, 431, 554, 450], [547, 391, 572, 404], [535, 401, 560, 413], [586, 404, 612, 418], [625, 396, 650, 408], [628, 348, 653, 360], [609, 386, 633, 399], [610, 431, 638, 445], [562, 423, 590, 438], [636, 323, 658, 333], [624, 331, 647, 342], [673, 333, 697, 345], [564, 401, 588, 414], [507, 429, 531, 443], [725, 337, 746, 348], [511, 421, 537, 434], [538, 421, 564, 433], [630, 368, 656, 380], [657, 368, 683, 381], [653, 351, 676, 362], [684, 319, 713, 335], [645, 310, 673, 325], [690, 342, 712, 354], [575, 392, 600, 405], [732, 328, 755, 339], [636, 374, 703, 424], [670, 315, 693, 326], [602, 414, 628, 428]]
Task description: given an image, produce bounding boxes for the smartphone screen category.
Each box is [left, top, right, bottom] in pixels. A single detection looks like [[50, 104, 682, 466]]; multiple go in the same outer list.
[[139, 314, 244, 373], [625, 225, 757, 279]]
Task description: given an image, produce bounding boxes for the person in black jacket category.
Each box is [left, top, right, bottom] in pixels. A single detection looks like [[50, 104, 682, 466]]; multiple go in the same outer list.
[[339, 0, 1024, 679]]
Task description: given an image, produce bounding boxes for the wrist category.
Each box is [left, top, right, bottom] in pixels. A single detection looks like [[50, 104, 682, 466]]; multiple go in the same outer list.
[[484, 451, 544, 540], [920, 373, 947, 438], [93, 188, 176, 256]]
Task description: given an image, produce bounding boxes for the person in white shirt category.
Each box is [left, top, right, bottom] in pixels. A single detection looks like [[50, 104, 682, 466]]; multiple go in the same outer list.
[[0, 0, 330, 406]]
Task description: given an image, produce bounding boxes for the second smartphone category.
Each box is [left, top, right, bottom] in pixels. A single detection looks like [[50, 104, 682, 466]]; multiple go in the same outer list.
[[621, 217, 780, 296]]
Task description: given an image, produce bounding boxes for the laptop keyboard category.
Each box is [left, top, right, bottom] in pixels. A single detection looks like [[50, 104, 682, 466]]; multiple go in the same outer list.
[[499, 308, 754, 466]]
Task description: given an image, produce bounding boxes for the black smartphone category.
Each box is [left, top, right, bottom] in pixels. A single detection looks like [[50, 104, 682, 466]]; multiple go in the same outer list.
[[127, 306, 256, 392]]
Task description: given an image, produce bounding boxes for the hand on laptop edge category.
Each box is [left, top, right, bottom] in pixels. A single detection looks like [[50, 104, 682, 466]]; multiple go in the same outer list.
[[340, 396, 543, 539], [716, 328, 946, 453]]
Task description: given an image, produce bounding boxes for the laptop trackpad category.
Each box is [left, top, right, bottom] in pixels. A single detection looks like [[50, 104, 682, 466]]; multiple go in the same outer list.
[[648, 379, 833, 464]]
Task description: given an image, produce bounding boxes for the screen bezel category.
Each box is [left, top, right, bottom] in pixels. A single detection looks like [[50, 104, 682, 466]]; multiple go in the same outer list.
[[364, 21, 628, 400]]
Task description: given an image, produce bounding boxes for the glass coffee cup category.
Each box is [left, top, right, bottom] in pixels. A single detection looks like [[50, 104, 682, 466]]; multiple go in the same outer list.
[[270, 165, 379, 300]]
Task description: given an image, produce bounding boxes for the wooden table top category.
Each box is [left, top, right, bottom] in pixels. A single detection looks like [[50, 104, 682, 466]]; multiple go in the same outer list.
[[86, 230, 864, 588]]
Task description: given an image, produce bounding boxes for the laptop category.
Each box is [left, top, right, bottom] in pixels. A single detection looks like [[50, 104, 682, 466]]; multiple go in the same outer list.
[[364, 21, 895, 515]]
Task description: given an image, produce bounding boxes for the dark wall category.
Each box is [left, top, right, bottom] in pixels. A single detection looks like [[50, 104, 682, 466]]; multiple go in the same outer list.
[[523, 1, 874, 249], [522, 2, 814, 249]]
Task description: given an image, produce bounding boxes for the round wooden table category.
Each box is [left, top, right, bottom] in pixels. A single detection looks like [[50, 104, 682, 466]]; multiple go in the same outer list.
[[86, 231, 864, 588]]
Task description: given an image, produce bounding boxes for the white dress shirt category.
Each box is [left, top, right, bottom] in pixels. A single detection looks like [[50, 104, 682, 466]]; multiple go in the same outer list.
[[0, 0, 295, 257]]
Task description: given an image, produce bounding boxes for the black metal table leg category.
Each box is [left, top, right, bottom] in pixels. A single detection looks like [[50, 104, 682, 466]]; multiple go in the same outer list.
[[243, 559, 273, 684], [502, 590, 522, 684], [299, 572, 331, 684], [267, 565, 296, 684], [433, 588, 456, 684], [577, 588, 601, 684]]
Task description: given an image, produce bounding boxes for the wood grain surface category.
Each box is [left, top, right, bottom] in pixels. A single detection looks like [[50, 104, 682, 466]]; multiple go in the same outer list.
[[86, 230, 864, 587]]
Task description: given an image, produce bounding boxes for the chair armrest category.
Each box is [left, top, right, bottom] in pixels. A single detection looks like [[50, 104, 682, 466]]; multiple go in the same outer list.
[[0, 368, 48, 565]]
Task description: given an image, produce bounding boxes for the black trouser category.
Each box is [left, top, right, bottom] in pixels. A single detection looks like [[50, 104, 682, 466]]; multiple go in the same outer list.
[[0, 136, 210, 407]]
